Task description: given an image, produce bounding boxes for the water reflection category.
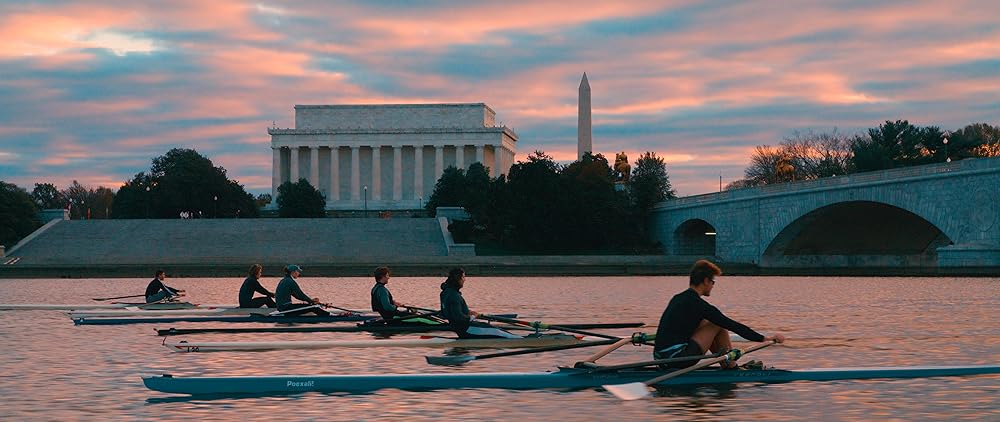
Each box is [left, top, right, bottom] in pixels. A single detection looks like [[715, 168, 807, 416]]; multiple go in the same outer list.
[[0, 276, 997, 421]]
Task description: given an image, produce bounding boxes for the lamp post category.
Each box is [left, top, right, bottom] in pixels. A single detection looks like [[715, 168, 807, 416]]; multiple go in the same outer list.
[[363, 186, 368, 218], [145, 186, 151, 219], [942, 132, 951, 163], [213, 195, 218, 218]]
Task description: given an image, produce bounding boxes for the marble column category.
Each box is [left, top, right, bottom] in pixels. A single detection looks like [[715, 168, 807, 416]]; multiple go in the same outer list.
[[350, 146, 360, 201], [309, 146, 319, 188], [435, 146, 444, 179], [414, 145, 424, 201], [455, 145, 465, 170], [271, 147, 280, 200], [329, 146, 339, 201], [494, 145, 503, 178], [372, 146, 381, 200], [393, 146, 402, 201], [289, 147, 299, 183], [475, 145, 485, 167]]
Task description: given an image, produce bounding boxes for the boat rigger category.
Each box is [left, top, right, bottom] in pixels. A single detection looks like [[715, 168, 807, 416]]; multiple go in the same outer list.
[[142, 364, 1000, 395]]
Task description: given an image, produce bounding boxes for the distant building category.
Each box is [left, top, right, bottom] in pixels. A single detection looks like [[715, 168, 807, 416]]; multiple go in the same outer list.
[[268, 103, 518, 210]]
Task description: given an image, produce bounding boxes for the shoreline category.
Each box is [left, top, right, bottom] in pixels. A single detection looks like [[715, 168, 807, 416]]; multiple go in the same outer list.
[[0, 256, 996, 278]]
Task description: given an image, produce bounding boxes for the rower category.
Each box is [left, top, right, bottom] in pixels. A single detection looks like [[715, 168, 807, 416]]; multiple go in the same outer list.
[[371, 266, 411, 322], [653, 260, 785, 369], [275, 265, 329, 316], [439, 267, 519, 339], [145, 270, 184, 303], [239, 264, 276, 308]]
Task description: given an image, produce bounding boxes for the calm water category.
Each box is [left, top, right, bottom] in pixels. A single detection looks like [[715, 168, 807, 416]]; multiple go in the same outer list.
[[0, 276, 997, 421]]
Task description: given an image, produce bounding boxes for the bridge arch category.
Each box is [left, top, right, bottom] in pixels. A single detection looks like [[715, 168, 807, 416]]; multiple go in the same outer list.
[[674, 219, 717, 256], [762, 201, 952, 266]]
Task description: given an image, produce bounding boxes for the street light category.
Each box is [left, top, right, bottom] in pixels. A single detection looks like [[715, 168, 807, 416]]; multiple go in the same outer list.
[[363, 186, 368, 218], [145, 186, 151, 219], [942, 132, 951, 163], [213, 195, 218, 218]]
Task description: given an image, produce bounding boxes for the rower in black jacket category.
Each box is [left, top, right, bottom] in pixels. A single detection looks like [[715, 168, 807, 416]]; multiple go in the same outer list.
[[653, 260, 785, 368], [371, 266, 410, 322], [439, 267, 519, 339], [145, 270, 184, 303], [274, 265, 329, 316], [239, 264, 275, 308]]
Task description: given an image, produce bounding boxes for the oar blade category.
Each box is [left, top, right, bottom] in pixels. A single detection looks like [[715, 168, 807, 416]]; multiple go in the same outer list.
[[602, 382, 652, 401], [425, 355, 475, 366]]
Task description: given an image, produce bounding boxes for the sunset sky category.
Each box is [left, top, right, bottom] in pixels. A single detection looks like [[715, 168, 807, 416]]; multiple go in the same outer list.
[[1, 0, 997, 196]]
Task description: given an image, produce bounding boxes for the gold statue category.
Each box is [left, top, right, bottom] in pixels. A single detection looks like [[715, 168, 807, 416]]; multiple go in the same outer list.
[[614, 152, 631, 183]]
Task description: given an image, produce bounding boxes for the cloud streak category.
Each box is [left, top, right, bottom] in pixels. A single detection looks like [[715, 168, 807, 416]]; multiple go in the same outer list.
[[0, 0, 997, 197]]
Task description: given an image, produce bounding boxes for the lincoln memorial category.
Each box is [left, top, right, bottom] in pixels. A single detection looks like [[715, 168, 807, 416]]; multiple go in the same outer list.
[[268, 103, 518, 210]]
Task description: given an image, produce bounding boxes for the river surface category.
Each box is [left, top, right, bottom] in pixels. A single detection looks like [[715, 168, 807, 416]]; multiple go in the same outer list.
[[0, 276, 997, 421]]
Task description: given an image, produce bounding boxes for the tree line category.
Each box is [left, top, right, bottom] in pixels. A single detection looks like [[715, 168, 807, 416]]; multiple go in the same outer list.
[[417, 151, 676, 254], [729, 121, 999, 189], [0, 148, 262, 248]]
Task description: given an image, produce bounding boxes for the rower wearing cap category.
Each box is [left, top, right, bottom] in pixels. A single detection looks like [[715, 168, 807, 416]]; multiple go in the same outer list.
[[440, 267, 520, 339], [371, 266, 411, 322], [274, 265, 329, 316], [145, 270, 184, 303], [653, 259, 785, 369]]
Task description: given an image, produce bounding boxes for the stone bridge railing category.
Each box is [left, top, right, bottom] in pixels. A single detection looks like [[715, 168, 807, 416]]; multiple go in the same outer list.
[[658, 158, 999, 209]]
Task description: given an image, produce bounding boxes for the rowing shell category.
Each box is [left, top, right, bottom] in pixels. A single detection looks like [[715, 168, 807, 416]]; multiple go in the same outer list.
[[155, 322, 646, 336], [72, 314, 378, 325], [72, 313, 518, 326], [68, 308, 275, 318], [142, 364, 1000, 395], [0, 302, 220, 311], [163, 334, 587, 352]]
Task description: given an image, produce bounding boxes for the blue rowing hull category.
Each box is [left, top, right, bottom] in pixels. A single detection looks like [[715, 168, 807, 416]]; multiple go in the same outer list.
[[74, 314, 377, 325], [142, 365, 1000, 395]]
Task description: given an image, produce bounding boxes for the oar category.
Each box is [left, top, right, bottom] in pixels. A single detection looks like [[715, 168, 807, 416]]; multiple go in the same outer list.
[[317, 303, 364, 315], [603, 340, 777, 400], [477, 314, 620, 340], [92, 294, 145, 301], [365, 310, 442, 326], [426, 338, 620, 365]]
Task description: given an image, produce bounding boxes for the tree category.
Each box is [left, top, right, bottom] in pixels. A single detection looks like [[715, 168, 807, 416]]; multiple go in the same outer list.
[[276, 179, 326, 218], [31, 183, 64, 209], [780, 130, 853, 178], [461, 162, 492, 221], [424, 166, 466, 217], [953, 123, 1000, 158], [255, 193, 272, 209], [630, 152, 676, 215], [0, 181, 40, 248], [503, 151, 564, 252], [745, 145, 797, 185], [851, 120, 917, 172], [61, 180, 115, 219], [111, 148, 259, 218]]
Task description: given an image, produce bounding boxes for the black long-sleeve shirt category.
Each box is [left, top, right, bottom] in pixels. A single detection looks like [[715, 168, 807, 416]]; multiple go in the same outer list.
[[653, 288, 765, 351], [275, 276, 312, 308], [239, 276, 273, 307], [440, 283, 471, 333], [145, 278, 176, 298]]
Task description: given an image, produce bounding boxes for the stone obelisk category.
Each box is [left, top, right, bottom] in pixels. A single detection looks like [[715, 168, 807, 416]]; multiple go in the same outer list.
[[578, 72, 592, 160]]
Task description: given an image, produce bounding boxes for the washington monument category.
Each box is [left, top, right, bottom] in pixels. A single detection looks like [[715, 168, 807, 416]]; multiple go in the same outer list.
[[578, 73, 592, 159]]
